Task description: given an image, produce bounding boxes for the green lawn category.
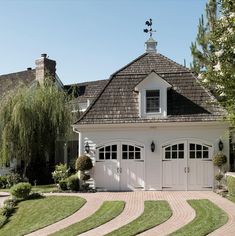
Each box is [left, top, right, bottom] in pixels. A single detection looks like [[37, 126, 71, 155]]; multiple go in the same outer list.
[[0, 196, 86, 236], [50, 201, 125, 236], [169, 199, 228, 236], [227, 195, 235, 203], [106, 200, 172, 236], [0, 184, 58, 193]]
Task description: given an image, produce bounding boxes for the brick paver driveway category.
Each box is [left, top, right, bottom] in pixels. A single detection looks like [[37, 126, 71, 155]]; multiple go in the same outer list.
[[1, 191, 235, 236]]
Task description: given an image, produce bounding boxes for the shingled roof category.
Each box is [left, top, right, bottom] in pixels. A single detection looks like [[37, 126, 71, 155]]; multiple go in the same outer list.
[[0, 69, 36, 99], [64, 79, 108, 104], [76, 52, 226, 125]]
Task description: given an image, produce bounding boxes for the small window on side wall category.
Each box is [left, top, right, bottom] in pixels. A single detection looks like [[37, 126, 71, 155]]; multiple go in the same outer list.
[[146, 90, 160, 113]]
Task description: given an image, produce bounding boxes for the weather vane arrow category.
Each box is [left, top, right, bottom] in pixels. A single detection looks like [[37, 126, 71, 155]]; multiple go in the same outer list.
[[143, 18, 156, 37]]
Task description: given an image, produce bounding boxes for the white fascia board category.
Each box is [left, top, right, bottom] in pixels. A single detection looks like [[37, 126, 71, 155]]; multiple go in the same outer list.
[[74, 121, 230, 131]]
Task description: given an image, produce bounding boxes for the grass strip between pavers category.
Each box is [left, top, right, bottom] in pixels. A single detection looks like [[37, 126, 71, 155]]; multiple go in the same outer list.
[[105, 200, 172, 236], [169, 199, 228, 236], [0, 196, 86, 236], [50, 201, 125, 236]]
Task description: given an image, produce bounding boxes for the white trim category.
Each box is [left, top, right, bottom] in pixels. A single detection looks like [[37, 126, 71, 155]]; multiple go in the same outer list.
[[74, 121, 229, 131]]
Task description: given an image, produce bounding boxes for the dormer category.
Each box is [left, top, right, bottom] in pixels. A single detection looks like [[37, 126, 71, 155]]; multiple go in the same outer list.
[[134, 71, 172, 118]]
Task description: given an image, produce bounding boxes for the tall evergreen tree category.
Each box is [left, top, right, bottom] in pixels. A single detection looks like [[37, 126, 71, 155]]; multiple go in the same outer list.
[[191, 0, 235, 125], [190, 0, 218, 73]]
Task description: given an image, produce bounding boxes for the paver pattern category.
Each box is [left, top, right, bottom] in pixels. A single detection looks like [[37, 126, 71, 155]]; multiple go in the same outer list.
[[1, 191, 235, 236]]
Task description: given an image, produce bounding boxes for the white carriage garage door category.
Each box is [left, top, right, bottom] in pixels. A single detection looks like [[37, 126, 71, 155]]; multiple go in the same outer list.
[[95, 142, 144, 191], [162, 140, 213, 190]]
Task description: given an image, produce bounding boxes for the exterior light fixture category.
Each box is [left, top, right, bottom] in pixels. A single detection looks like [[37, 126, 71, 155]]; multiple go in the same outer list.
[[85, 142, 90, 153], [151, 141, 155, 152], [218, 140, 223, 151]]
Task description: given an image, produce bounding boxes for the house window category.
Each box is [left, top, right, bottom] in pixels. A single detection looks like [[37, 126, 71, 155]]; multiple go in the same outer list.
[[98, 145, 117, 160], [165, 143, 184, 159], [146, 90, 160, 113], [122, 145, 141, 160]]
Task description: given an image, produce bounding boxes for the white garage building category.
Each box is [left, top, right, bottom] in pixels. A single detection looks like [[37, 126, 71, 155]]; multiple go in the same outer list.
[[73, 37, 229, 191]]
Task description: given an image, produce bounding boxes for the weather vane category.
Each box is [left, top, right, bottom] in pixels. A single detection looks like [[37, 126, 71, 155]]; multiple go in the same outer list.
[[143, 18, 156, 37]]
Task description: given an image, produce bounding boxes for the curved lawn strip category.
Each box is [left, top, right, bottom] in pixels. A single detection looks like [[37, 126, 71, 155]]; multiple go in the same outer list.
[[227, 195, 235, 204], [0, 196, 86, 236], [169, 199, 228, 236], [106, 200, 172, 236], [50, 201, 125, 236]]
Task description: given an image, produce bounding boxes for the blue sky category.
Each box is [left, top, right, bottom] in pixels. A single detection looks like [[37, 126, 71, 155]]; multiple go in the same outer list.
[[0, 0, 207, 84]]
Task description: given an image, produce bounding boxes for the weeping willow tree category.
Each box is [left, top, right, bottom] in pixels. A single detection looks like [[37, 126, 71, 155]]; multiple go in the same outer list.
[[0, 79, 73, 181]]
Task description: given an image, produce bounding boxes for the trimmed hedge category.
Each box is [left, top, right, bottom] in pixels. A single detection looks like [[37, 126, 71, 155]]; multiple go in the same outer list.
[[227, 175, 235, 196]]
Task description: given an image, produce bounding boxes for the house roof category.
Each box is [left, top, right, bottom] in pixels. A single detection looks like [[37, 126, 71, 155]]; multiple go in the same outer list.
[[64, 79, 108, 104], [0, 69, 36, 99], [76, 52, 226, 125]]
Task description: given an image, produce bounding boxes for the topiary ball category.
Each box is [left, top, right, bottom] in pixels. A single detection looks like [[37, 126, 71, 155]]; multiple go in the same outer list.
[[76, 155, 93, 171], [215, 173, 223, 181], [212, 152, 227, 167]]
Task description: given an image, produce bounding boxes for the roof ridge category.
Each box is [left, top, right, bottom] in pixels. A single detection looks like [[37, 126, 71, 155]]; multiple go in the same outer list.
[[0, 69, 35, 78], [65, 79, 107, 87]]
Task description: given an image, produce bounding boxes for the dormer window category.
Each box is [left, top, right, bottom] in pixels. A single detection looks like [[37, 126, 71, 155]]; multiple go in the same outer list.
[[146, 90, 160, 113], [134, 71, 172, 118]]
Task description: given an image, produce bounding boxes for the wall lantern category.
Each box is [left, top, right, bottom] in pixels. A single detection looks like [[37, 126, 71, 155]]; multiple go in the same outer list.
[[218, 140, 223, 151], [151, 141, 155, 152], [85, 142, 90, 153]]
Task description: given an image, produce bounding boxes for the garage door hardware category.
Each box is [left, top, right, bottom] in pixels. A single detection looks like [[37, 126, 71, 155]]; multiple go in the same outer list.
[[184, 167, 190, 173], [117, 167, 122, 173]]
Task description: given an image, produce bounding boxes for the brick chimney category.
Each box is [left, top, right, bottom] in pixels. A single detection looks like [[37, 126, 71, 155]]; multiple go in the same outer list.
[[35, 53, 56, 85]]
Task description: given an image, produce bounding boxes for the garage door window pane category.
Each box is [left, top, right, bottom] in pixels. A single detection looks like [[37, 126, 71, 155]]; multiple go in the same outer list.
[[179, 151, 184, 159], [203, 151, 209, 158], [112, 145, 117, 151], [129, 152, 134, 159], [190, 151, 195, 159], [172, 151, 177, 159], [122, 152, 127, 159], [190, 144, 195, 150], [165, 152, 171, 159], [196, 151, 202, 159], [112, 152, 117, 159], [99, 152, 104, 160], [179, 144, 184, 150], [135, 152, 141, 159], [105, 152, 110, 159]]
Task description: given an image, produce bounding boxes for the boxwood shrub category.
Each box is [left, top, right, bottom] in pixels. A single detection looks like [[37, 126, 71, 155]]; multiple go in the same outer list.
[[227, 175, 235, 196], [10, 182, 32, 199], [67, 175, 80, 191]]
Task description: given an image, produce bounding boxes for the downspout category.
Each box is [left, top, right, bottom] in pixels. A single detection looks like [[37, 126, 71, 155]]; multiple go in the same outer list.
[[72, 126, 82, 157]]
